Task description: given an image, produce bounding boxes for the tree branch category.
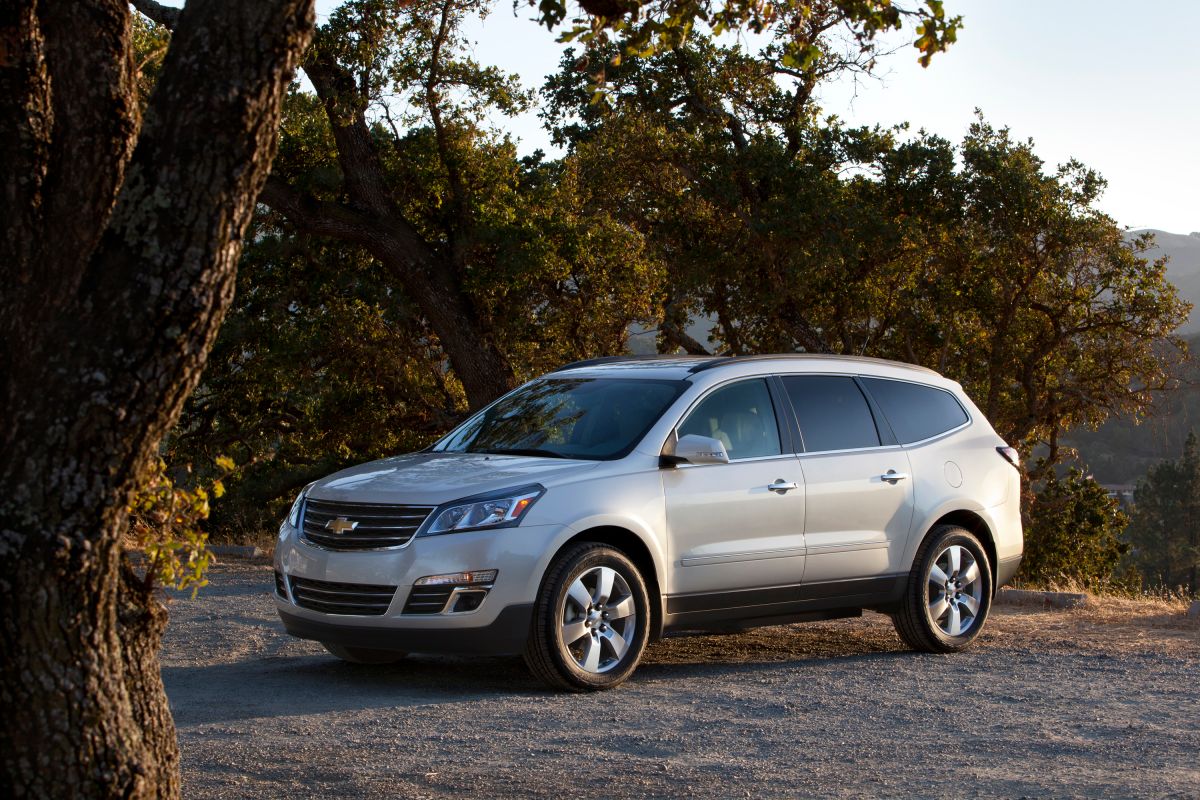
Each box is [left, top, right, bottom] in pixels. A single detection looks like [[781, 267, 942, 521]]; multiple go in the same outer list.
[[38, 0, 138, 280], [426, 0, 472, 261], [258, 176, 377, 243], [657, 294, 709, 355], [658, 319, 710, 355], [302, 43, 396, 216]]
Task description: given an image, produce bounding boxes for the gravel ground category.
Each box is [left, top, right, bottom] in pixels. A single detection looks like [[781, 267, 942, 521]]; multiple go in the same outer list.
[[163, 563, 1200, 799]]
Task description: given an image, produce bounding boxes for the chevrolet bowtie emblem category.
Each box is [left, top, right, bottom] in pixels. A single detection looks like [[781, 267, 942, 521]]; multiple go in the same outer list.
[[325, 517, 359, 534]]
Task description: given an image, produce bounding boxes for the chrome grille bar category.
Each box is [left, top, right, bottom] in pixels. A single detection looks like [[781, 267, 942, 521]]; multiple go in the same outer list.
[[289, 576, 397, 616], [300, 497, 435, 550]]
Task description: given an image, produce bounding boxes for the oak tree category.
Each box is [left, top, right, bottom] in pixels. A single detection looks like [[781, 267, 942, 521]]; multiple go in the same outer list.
[[0, 0, 314, 795]]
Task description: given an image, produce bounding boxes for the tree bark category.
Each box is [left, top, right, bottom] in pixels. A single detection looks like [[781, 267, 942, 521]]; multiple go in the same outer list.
[[0, 1, 314, 796]]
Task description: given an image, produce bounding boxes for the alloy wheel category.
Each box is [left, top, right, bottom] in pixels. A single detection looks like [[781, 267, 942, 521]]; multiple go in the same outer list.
[[927, 544, 984, 637], [559, 565, 638, 674]]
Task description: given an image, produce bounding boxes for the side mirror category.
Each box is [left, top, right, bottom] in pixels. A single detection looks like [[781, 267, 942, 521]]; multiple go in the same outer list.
[[662, 434, 730, 467]]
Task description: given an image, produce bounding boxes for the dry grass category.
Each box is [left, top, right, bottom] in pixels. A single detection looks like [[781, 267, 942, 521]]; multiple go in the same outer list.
[[1011, 576, 1195, 601], [990, 591, 1199, 657]]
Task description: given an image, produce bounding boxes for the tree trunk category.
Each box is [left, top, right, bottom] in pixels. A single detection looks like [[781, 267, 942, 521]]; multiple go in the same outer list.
[[396, 258, 517, 408], [0, 1, 314, 796], [119, 565, 181, 799]]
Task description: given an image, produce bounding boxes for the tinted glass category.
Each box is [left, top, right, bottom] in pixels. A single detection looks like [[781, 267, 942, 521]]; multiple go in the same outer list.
[[862, 377, 969, 444], [435, 378, 685, 460], [678, 379, 782, 460], [782, 376, 880, 452]]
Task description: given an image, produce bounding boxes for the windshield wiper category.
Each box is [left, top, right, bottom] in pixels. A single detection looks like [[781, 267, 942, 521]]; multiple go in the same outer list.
[[471, 447, 568, 459]]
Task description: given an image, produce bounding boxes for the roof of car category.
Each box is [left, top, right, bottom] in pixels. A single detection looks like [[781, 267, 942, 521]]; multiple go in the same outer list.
[[550, 353, 942, 380]]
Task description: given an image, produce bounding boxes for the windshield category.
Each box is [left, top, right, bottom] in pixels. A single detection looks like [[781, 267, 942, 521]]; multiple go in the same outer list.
[[433, 377, 687, 460]]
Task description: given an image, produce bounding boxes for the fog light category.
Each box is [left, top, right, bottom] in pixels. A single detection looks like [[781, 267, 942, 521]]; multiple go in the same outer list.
[[414, 569, 498, 586], [452, 590, 487, 613]]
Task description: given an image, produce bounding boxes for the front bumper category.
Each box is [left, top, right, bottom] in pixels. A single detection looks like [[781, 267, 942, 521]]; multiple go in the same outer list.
[[273, 522, 560, 654], [278, 603, 534, 656]]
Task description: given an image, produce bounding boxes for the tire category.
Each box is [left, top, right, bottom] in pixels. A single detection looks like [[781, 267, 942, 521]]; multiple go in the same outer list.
[[322, 642, 407, 664], [524, 542, 651, 692], [893, 525, 993, 653]]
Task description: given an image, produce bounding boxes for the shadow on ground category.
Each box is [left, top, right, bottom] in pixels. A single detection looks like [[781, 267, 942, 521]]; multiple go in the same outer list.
[[165, 625, 926, 727]]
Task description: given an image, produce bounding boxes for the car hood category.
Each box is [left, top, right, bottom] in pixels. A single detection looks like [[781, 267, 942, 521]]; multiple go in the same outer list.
[[306, 451, 602, 506]]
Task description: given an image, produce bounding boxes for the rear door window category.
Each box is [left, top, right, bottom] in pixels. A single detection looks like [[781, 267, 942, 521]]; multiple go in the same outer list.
[[861, 377, 969, 444], [781, 376, 880, 452]]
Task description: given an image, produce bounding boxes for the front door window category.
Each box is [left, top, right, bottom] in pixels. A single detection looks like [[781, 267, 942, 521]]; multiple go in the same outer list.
[[677, 379, 782, 460]]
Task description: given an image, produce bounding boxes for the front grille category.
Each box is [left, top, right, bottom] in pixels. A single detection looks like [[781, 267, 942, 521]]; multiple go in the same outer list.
[[403, 585, 454, 614], [274, 570, 287, 597], [301, 497, 435, 550], [289, 576, 397, 616]]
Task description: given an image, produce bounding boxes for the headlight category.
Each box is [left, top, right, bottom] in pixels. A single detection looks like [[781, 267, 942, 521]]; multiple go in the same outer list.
[[421, 485, 544, 536], [285, 483, 314, 529]]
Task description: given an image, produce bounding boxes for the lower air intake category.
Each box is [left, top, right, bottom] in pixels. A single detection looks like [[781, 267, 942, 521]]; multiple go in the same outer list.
[[289, 576, 397, 616]]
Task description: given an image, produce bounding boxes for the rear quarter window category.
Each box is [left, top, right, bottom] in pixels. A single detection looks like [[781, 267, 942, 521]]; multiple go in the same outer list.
[[861, 377, 969, 445]]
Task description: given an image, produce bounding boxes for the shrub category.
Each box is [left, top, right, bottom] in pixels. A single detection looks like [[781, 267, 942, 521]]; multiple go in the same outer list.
[[123, 456, 234, 597], [1022, 467, 1134, 590]]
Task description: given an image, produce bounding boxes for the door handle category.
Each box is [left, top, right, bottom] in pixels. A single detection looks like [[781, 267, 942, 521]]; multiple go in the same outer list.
[[767, 479, 799, 494], [880, 470, 909, 484]]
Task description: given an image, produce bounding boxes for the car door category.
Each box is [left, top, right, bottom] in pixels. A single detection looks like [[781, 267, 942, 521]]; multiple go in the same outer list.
[[663, 378, 807, 596], [779, 375, 915, 586]]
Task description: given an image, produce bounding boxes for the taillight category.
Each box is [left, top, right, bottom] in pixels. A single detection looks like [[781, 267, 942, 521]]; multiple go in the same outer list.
[[996, 445, 1020, 470]]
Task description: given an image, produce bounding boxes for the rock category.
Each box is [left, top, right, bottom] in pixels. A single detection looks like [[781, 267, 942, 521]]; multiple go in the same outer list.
[[1188, 600, 1200, 619], [209, 545, 266, 560], [995, 588, 1089, 610]]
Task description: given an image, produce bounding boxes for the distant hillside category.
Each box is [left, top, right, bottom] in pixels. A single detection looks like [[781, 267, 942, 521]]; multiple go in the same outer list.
[[1065, 339, 1200, 485], [1135, 229, 1200, 333], [1065, 231, 1200, 483]]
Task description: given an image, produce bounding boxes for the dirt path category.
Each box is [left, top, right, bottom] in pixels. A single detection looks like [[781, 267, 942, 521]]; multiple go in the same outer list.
[[163, 563, 1200, 799]]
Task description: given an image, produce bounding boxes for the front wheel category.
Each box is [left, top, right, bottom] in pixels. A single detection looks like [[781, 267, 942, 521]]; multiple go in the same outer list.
[[893, 525, 993, 653], [524, 543, 651, 691]]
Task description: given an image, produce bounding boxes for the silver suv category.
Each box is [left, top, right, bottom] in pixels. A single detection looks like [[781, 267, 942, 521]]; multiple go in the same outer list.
[[274, 355, 1023, 690]]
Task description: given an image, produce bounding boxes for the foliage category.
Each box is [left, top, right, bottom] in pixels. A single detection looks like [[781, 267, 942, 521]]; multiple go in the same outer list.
[[527, 0, 960, 82], [1125, 432, 1200, 592], [894, 127, 1189, 472], [124, 457, 235, 597], [240, 0, 675, 407], [129, 10, 171, 110], [1022, 467, 1134, 590], [172, 221, 462, 537]]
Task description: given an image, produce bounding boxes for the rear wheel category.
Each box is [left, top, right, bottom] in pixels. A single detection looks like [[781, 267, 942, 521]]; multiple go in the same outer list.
[[524, 543, 651, 691], [322, 642, 407, 664], [893, 525, 993, 653]]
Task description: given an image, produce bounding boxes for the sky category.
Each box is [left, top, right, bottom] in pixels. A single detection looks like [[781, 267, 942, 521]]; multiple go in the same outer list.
[[314, 0, 1198, 233]]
